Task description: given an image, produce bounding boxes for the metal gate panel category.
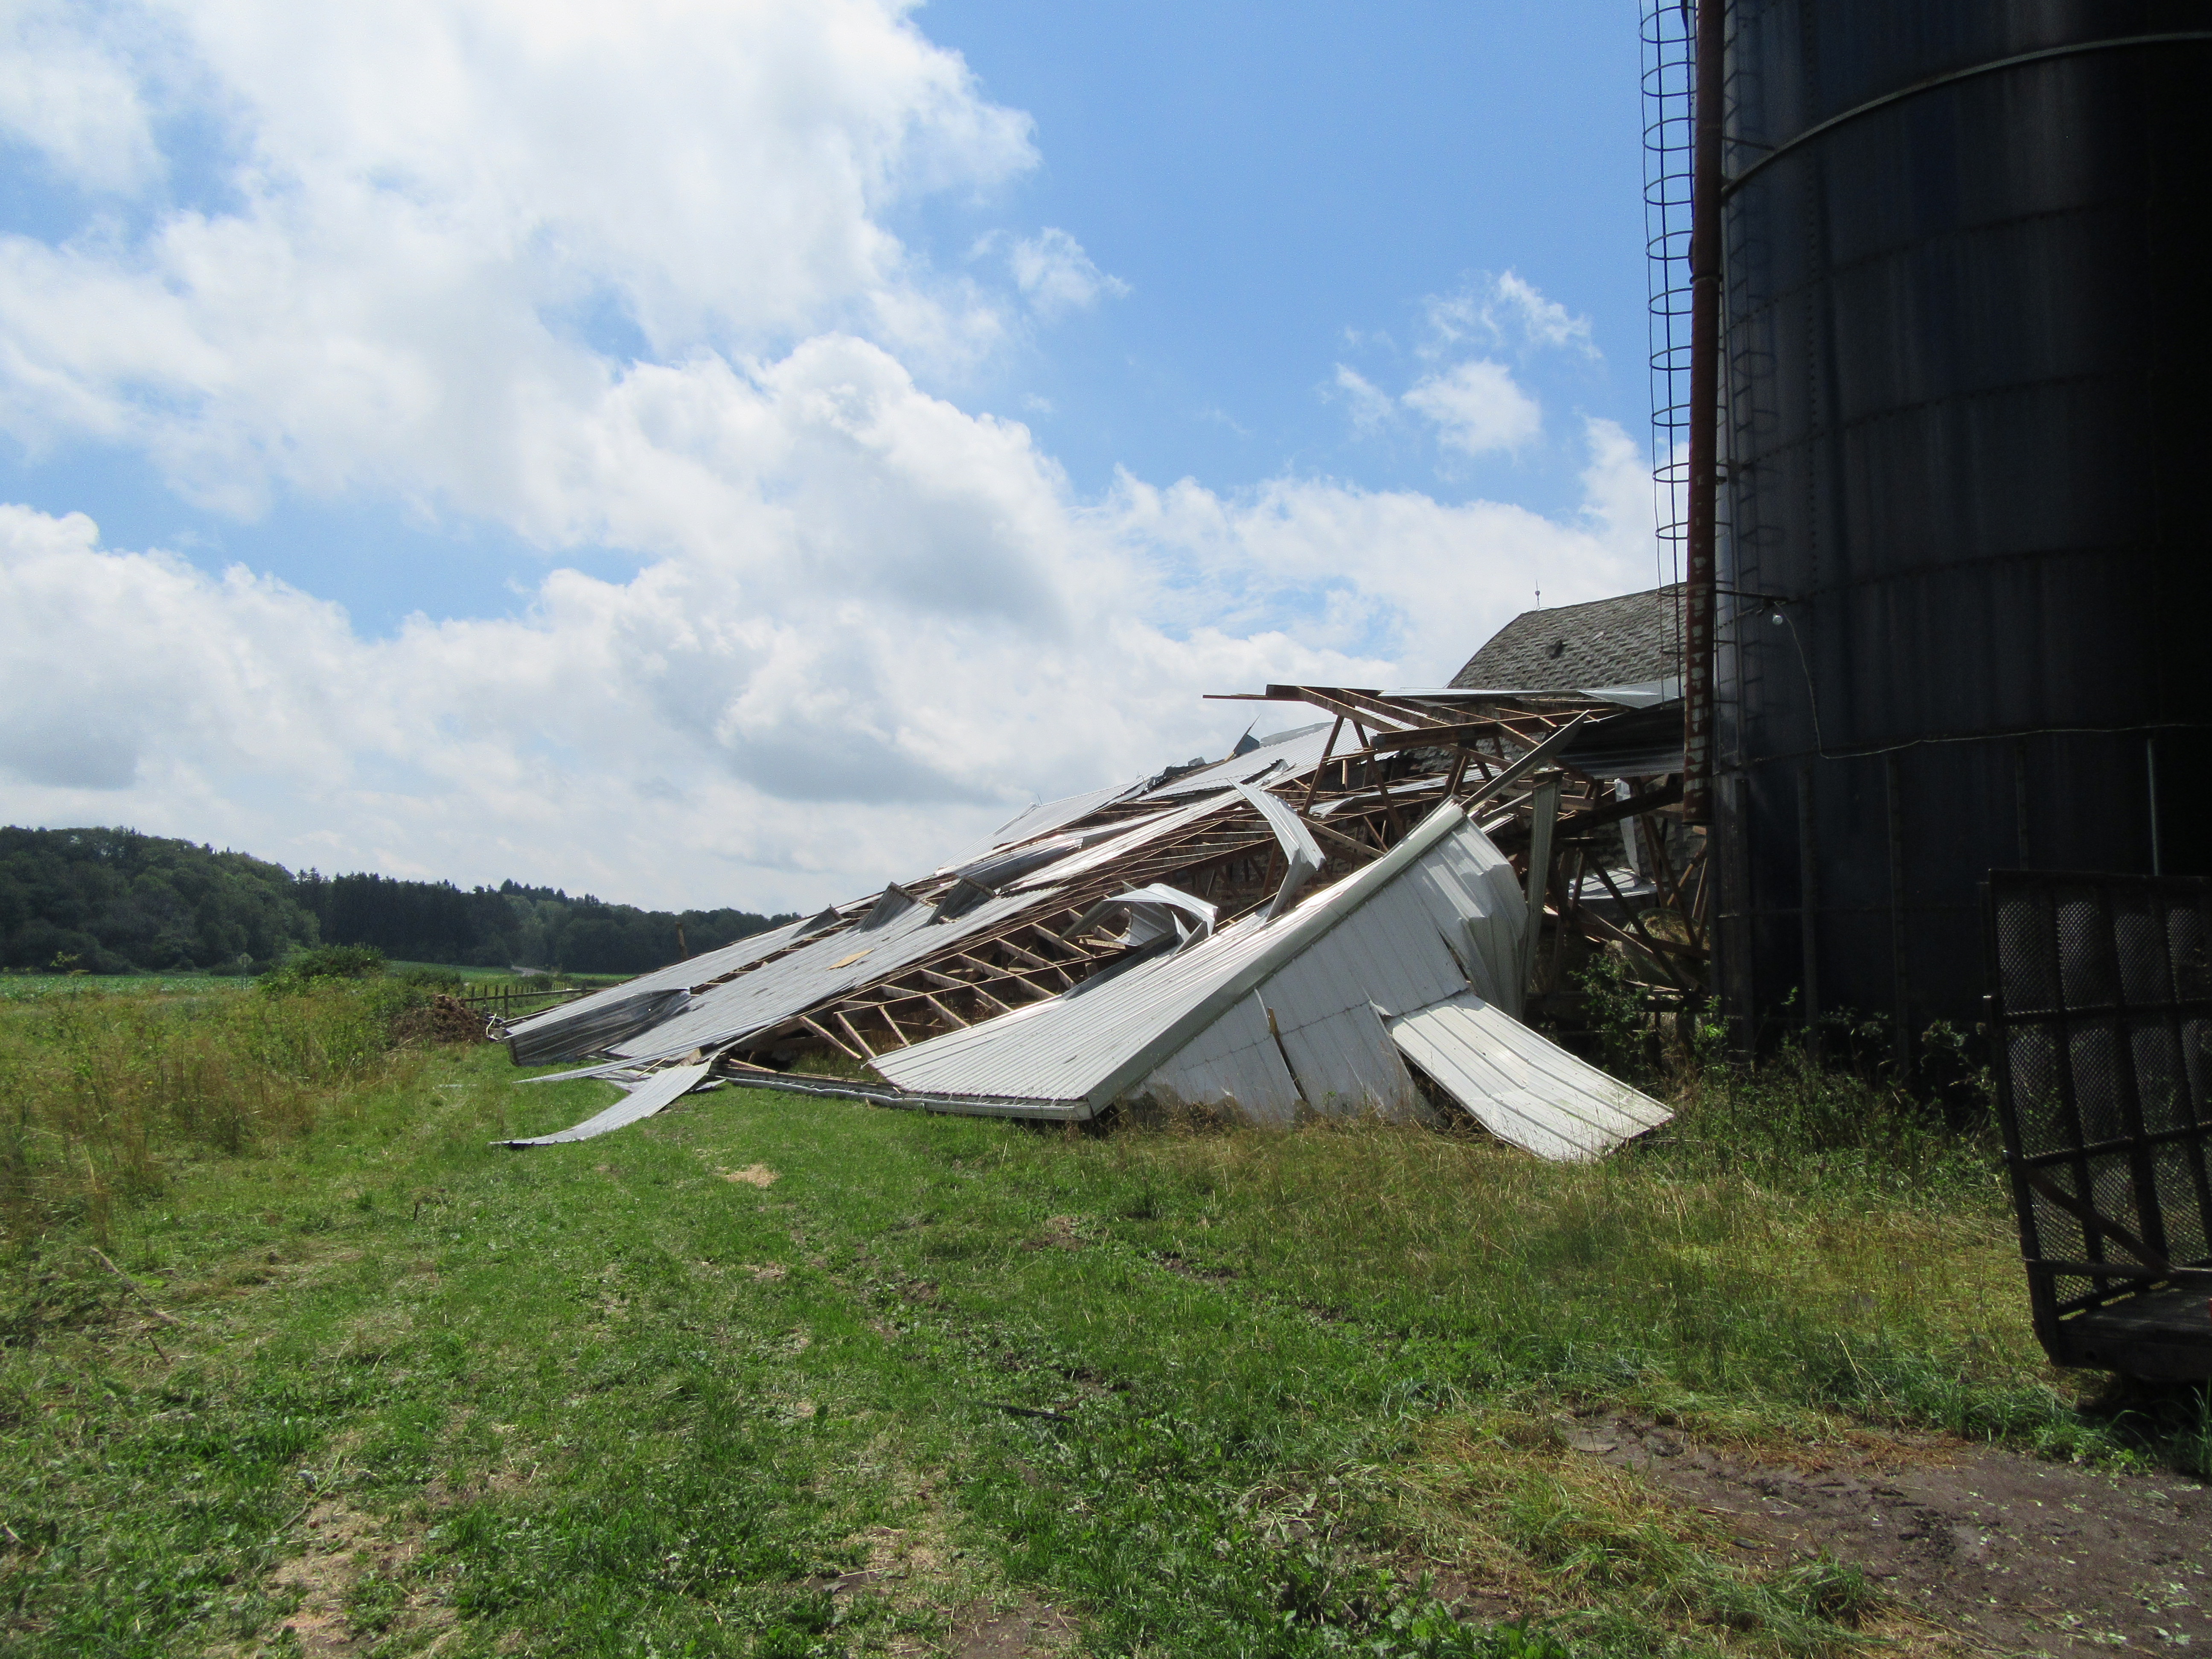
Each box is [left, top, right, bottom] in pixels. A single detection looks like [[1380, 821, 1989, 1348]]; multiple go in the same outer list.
[[1984, 870, 2212, 1379]]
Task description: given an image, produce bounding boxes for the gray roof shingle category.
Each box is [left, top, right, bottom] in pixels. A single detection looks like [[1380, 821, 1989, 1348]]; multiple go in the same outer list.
[[1451, 584, 1683, 691]]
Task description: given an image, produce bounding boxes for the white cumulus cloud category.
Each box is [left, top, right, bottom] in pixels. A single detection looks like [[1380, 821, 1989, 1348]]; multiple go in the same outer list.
[[0, 1, 1651, 909], [1401, 359, 1543, 457]]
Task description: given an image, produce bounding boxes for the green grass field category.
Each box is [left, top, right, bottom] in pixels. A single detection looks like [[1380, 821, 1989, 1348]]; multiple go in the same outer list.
[[0, 983, 2200, 1657], [0, 971, 250, 1001], [0, 965, 629, 1005]]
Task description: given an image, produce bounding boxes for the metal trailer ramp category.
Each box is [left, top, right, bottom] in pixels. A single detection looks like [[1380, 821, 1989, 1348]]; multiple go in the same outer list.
[[1984, 871, 2212, 1380]]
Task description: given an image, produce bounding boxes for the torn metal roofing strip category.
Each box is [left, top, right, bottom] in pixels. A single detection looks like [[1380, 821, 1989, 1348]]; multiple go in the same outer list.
[[1234, 777, 1325, 920], [496, 1061, 714, 1147], [1064, 882, 1217, 951]]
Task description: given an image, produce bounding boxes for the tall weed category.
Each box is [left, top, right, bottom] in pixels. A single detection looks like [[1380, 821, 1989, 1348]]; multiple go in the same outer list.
[[0, 980, 413, 1243]]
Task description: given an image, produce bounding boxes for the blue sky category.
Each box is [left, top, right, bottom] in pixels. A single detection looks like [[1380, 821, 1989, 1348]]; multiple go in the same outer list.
[[0, 0, 1665, 906]]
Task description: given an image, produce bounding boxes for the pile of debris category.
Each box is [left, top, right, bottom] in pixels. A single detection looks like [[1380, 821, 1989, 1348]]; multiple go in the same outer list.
[[495, 672, 1703, 1163], [396, 992, 494, 1046]]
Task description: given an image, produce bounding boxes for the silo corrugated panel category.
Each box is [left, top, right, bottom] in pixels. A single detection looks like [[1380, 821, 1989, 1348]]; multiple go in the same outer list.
[[1713, 0, 2212, 1041]]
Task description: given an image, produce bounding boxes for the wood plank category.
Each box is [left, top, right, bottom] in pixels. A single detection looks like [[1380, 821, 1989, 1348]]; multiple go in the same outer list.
[[1520, 773, 1562, 1000], [1573, 905, 1691, 990], [800, 1015, 867, 1063], [1299, 716, 1345, 818], [1017, 923, 1087, 961], [1565, 777, 1683, 832], [831, 1010, 879, 1060], [1266, 685, 1421, 732], [1325, 688, 1457, 730], [991, 936, 1074, 984], [947, 963, 1024, 1014], [1348, 724, 1404, 836], [1582, 864, 1697, 982], [1368, 718, 1520, 753], [1303, 816, 1385, 862]]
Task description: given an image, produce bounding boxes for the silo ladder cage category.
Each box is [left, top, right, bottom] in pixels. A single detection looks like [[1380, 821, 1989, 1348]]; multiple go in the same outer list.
[[1983, 871, 2212, 1381]]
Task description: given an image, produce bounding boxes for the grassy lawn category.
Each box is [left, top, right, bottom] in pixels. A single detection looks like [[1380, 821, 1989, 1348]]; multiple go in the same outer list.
[[1, 984, 2198, 1657]]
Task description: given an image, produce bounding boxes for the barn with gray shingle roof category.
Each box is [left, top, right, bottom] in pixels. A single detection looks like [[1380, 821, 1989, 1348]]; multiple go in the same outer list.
[[1451, 584, 1682, 692]]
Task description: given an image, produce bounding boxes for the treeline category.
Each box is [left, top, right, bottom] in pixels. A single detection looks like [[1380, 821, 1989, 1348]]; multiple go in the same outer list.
[[291, 872, 795, 976], [0, 827, 796, 976]]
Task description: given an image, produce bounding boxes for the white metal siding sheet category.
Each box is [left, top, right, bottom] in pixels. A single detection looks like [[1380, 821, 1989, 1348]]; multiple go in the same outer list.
[[1389, 827, 1527, 1011], [1139, 992, 1304, 1124], [1386, 990, 1672, 1161], [1249, 886, 1464, 1118], [1272, 884, 1469, 1022], [1272, 1001, 1417, 1117]]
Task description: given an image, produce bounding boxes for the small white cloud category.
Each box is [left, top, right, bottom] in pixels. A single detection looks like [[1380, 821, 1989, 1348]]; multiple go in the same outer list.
[[1402, 360, 1542, 456], [1425, 271, 1597, 361], [1020, 393, 1054, 414], [1330, 365, 1395, 434], [1008, 228, 1128, 319]]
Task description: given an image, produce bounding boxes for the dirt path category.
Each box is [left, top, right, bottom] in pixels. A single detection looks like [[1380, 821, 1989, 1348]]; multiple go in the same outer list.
[[1574, 1415, 2210, 1655]]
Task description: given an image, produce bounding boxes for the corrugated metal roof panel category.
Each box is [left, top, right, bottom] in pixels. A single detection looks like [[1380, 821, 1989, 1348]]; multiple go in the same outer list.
[[946, 781, 1144, 866], [1386, 990, 1671, 1161], [606, 883, 1061, 1059], [868, 910, 1273, 1105], [500, 917, 810, 1045], [1003, 797, 1223, 893], [504, 987, 694, 1066], [1136, 722, 1339, 800]]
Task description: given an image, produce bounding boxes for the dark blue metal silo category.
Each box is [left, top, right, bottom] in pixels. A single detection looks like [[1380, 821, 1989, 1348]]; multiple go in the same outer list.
[[1704, 1, 2212, 1048]]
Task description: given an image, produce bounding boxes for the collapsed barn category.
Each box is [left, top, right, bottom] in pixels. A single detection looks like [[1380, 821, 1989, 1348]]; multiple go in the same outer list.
[[494, 649, 1702, 1163]]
